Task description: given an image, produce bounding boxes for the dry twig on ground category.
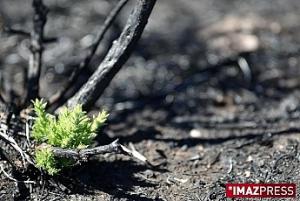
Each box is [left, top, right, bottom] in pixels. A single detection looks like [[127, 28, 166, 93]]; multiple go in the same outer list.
[[0, 124, 34, 166], [49, 139, 149, 164]]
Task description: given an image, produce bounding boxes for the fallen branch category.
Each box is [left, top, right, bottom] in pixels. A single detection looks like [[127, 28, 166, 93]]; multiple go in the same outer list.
[[26, 0, 48, 103], [49, 139, 148, 164], [48, 0, 129, 108], [50, 139, 121, 161], [63, 0, 157, 111]]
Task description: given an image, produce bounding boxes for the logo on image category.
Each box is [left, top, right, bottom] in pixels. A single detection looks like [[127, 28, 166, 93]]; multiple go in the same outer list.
[[226, 183, 296, 198]]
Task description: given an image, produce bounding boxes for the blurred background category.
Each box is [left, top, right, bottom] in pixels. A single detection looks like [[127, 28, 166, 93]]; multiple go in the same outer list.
[[1, 0, 299, 110], [0, 0, 300, 199]]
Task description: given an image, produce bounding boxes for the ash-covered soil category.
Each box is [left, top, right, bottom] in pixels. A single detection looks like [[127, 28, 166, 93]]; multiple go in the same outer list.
[[0, 0, 300, 200]]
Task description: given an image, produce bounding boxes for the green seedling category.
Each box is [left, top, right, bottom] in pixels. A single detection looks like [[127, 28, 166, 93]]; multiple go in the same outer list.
[[32, 99, 108, 175]]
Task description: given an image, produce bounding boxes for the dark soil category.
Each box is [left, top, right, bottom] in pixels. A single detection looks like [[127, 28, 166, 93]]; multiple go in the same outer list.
[[0, 0, 300, 200]]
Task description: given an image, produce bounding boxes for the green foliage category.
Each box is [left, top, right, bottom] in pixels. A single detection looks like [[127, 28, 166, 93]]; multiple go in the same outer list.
[[32, 99, 53, 142], [32, 99, 109, 175], [35, 147, 59, 175]]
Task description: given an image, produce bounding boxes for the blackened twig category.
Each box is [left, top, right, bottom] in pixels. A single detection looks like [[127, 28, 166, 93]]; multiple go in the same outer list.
[[63, 0, 156, 111], [3, 27, 30, 37], [26, 0, 48, 103], [0, 126, 34, 166], [50, 139, 122, 161], [0, 164, 36, 184], [0, 93, 5, 105], [48, 0, 129, 108], [50, 139, 149, 163], [4, 26, 57, 43]]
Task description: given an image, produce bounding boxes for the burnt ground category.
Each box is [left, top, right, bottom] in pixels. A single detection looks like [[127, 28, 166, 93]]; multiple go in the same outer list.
[[0, 0, 300, 200]]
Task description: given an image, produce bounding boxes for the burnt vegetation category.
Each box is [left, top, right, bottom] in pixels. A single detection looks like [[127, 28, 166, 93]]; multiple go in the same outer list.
[[0, 0, 300, 200]]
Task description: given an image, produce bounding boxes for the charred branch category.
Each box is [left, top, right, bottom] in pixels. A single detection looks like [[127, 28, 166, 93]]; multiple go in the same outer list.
[[0, 93, 5, 105], [50, 139, 122, 161], [48, 0, 129, 109], [49, 139, 149, 164], [63, 0, 157, 111], [26, 0, 48, 103], [3, 26, 57, 43]]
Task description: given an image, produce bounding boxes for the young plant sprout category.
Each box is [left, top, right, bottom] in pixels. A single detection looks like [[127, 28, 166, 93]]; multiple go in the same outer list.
[[32, 99, 108, 175]]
